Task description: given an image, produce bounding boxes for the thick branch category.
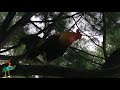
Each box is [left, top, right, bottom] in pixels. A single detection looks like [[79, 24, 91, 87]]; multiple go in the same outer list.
[[0, 12, 16, 33], [0, 12, 16, 48], [0, 12, 35, 48], [0, 64, 120, 78]]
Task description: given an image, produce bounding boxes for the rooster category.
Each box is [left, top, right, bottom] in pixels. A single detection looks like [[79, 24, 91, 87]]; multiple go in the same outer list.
[[37, 30, 82, 62], [0, 29, 82, 64], [23, 30, 82, 63], [2, 60, 16, 78]]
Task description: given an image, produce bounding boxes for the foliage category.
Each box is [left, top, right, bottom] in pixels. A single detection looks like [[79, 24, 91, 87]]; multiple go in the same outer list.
[[104, 12, 120, 54], [0, 12, 8, 23]]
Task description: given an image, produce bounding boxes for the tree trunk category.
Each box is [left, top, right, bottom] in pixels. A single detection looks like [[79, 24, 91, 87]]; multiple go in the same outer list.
[[102, 12, 108, 62]]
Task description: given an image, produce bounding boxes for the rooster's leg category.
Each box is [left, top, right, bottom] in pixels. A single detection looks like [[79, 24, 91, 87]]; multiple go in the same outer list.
[[8, 70, 11, 77], [4, 72, 6, 77]]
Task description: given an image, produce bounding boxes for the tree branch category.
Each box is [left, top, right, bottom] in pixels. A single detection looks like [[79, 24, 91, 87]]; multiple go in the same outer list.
[[0, 12, 17, 48], [0, 12, 16, 33], [0, 55, 19, 60], [30, 20, 43, 31], [70, 48, 103, 66], [70, 46, 104, 59], [84, 14, 101, 32], [32, 20, 53, 23], [102, 12, 108, 62], [0, 42, 23, 53], [32, 12, 81, 23], [67, 13, 83, 31], [0, 64, 120, 78], [72, 15, 103, 49], [36, 12, 65, 37], [0, 12, 36, 48]]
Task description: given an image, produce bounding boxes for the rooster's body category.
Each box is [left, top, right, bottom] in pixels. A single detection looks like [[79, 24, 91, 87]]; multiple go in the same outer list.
[[23, 30, 82, 62]]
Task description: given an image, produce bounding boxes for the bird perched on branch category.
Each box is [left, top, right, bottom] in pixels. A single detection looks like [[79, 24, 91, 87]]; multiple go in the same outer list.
[[22, 30, 82, 63], [39, 30, 82, 62]]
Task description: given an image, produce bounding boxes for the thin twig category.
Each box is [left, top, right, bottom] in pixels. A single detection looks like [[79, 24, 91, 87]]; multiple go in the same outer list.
[[0, 43, 23, 53], [71, 48, 103, 66], [67, 14, 83, 31], [30, 20, 43, 31], [84, 17, 101, 32], [70, 46, 105, 59], [72, 16, 103, 49], [37, 12, 64, 37], [32, 12, 81, 23], [32, 20, 53, 23]]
